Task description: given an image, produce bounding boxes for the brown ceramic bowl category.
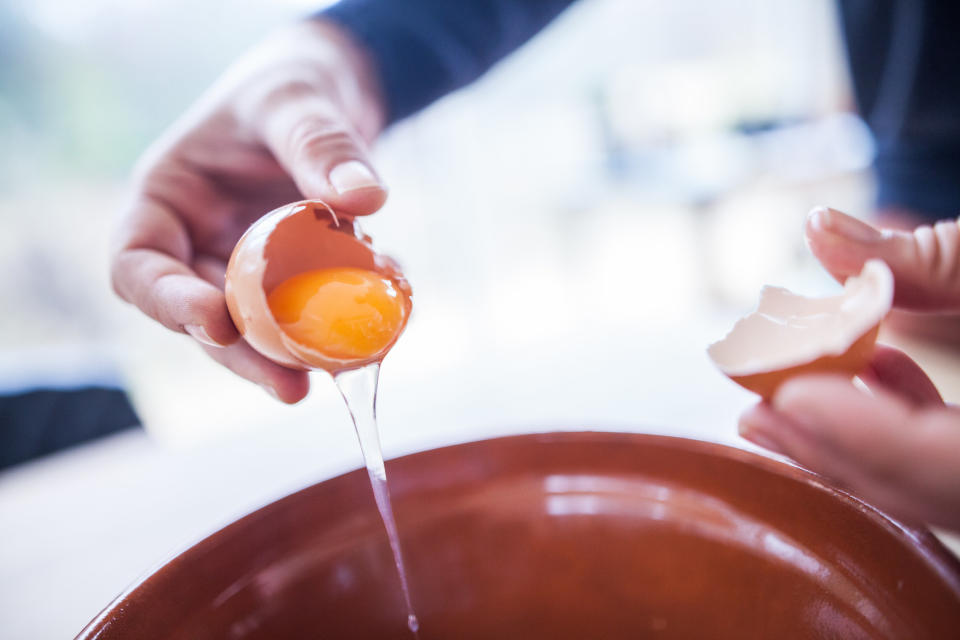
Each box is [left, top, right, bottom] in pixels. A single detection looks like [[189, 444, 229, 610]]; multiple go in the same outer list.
[[77, 432, 960, 639]]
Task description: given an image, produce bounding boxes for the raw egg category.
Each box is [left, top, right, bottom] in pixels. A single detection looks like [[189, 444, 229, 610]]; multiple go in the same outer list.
[[708, 259, 893, 399], [224, 200, 411, 372]]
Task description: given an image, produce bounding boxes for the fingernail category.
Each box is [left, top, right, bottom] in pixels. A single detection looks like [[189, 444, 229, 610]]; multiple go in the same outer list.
[[185, 324, 222, 347], [739, 423, 784, 454], [329, 160, 381, 194], [261, 384, 281, 401], [812, 207, 881, 244], [808, 206, 829, 234]]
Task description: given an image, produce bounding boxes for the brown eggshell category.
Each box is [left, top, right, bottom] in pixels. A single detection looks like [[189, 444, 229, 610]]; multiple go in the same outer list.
[[726, 324, 880, 400], [224, 200, 412, 372], [708, 260, 893, 399]]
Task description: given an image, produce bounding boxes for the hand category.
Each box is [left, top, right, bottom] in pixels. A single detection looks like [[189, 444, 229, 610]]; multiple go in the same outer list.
[[804, 206, 960, 310], [110, 21, 386, 403], [740, 345, 960, 530], [740, 207, 960, 530]]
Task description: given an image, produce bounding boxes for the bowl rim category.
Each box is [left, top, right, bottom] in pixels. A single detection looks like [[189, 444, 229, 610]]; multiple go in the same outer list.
[[75, 431, 960, 638]]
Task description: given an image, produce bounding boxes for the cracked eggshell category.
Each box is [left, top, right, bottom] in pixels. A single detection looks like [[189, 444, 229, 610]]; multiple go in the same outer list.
[[224, 200, 412, 372], [708, 259, 893, 399]]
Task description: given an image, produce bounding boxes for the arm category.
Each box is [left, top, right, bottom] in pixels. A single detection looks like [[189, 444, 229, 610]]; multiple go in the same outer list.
[[320, 0, 577, 123], [837, 0, 960, 220]]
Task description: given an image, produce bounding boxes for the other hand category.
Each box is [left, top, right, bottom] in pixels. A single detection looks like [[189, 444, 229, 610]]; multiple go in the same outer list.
[[740, 208, 960, 530]]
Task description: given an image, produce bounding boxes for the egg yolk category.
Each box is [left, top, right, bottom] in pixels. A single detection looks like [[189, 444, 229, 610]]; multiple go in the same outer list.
[[267, 267, 406, 361]]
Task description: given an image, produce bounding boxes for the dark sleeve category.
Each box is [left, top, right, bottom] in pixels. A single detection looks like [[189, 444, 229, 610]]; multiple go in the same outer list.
[[838, 0, 960, 220], [319, 0, 577, 124]]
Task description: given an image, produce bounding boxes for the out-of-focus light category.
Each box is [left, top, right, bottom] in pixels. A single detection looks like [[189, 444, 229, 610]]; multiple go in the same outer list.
[[15, 0, 156, 43], [13, 0, 339, 43]]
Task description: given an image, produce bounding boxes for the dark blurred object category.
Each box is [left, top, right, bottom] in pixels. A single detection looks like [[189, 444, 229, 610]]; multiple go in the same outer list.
[[839, 0, 960, 220], [0, 387, 140, 470], [321, 0, 574, 123]]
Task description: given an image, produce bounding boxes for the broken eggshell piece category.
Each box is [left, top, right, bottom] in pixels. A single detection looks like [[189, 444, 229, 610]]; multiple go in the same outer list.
[[708, 259, 893, 399], [224, 200, 412, 372]]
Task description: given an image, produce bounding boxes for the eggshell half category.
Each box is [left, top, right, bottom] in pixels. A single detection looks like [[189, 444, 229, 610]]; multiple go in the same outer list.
[[224, 200, 412, 372], [708, 259, 893, 399]]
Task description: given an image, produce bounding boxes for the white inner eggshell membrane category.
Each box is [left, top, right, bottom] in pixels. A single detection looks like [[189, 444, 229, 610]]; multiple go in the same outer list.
[[261, 208, 379, 290], [708, 259, 893, 376], [225, 200, 410, 371]]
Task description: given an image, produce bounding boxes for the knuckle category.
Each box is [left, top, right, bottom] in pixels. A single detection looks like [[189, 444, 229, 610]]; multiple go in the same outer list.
[[912, 225, 937, 270], [287, 116, 358, 160], [240, 67, 334, 123], [933, 220, 960, 283], [261, 78, 327, 110]]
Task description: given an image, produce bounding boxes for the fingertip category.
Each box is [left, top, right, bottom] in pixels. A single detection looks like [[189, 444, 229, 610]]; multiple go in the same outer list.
[[738, 402, 769, 432], [738, 403, 787, 453], [804, 207, 881, 281], [805, 206, 837, 248], [269, 370, 310, 404], [805, 205, 829, 236], [329, 184, 388, 216], [294, 168, 387, 216], [199, 315, 242, 348], [325, 160, 387, 215], [816, 207, 882, 244], [183, 297, 241, 348], [769, 374, 867, 437], [185, 323, 233, 348], [771, 375, 835, 413]]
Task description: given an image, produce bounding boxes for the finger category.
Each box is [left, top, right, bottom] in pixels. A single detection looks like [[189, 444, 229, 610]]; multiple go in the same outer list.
[[770, 375, 960, 530], [190, 254, 308, 402], [739, 402, 796, 455], [192, 255, 228, 289], [805, 206, 960, 311], [112, 196, 239, 347], [201, 340, 310, 404], [258, 92, 386, 215], [860, 344, 943, 407], [739, 401, 848, 468], [773, 375, 913, 468], [112, 248, 239, 348]]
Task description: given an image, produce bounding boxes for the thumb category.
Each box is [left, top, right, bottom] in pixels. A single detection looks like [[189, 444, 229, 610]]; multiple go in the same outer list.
[[259, 94, 387, 215], [740, 376, 960, 530], [805, 207, 960, 311]]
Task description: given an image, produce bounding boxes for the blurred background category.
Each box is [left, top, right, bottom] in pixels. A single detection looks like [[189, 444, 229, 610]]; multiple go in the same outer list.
[[1, 0, 956, 637]]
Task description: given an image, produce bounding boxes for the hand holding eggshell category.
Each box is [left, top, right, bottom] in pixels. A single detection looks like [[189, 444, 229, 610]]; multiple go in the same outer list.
[[110, 20, 390, 402], [726, 206, 960, 530]]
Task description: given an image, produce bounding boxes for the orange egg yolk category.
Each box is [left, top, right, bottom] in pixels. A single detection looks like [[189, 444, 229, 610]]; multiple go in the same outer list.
[[267, 267, 406, 361]]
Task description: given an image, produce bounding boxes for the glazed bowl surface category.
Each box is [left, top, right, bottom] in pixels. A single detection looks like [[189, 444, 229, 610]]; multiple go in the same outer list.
[[77, 432, 960, 639]]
